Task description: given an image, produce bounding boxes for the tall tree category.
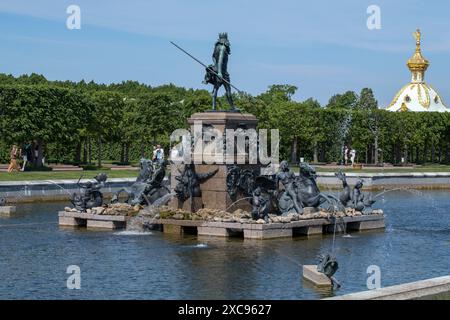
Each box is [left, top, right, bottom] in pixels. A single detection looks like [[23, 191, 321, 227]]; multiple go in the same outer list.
[[326, 91, 358, 109], [357, 88, 378, 110], [258, 84, 298, 104], [89, 91, 125, 167]]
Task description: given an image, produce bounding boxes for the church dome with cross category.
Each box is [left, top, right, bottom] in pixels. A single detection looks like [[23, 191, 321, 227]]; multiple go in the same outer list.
[[386, 29, 450, 112]]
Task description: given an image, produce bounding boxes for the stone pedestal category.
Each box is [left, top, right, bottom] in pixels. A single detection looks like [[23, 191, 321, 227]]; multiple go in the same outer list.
[[170, 111, 262, 213]]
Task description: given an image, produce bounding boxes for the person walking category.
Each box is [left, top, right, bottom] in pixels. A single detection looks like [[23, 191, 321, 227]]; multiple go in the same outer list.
[[7, 144, 21, 173]]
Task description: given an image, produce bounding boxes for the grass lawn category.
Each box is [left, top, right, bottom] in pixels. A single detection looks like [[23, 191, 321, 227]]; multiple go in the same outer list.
[[314, 165, 450, 173], [2, 165, 450, 182], [0, 170, 138, 182]]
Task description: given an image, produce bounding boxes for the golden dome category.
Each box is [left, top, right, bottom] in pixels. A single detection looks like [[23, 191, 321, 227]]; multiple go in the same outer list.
[[387, 29, 450, 112], [407, 29, 429, 72]]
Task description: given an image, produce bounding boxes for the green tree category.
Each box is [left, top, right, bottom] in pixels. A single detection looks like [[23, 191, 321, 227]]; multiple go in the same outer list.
[[89, 91, 125, 167], [0, 85, 90, 167], [356, 88, 378, 110], [326, 91, 358, 109], [258, 84, 298, 104]]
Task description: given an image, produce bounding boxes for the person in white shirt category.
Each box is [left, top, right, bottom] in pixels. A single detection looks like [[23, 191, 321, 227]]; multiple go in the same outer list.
[[152, 144, 164, 164], [350, 149, 356, 166]]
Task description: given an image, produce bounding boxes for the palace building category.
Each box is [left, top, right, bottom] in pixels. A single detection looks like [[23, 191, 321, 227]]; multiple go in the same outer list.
[[387, 29, 450, 112]]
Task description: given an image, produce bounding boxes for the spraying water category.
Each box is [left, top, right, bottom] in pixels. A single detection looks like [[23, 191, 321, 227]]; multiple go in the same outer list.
[[225, 197, 253, 211], [125, 192, 176, 232], [44, 180, 72, 196]]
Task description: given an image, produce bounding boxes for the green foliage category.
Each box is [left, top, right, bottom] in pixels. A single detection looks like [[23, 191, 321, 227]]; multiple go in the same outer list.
[[1, 73, 450, 167], [356, 88, 378, 110], [259, 84, 298, 104], [326, 90, 358, 109]]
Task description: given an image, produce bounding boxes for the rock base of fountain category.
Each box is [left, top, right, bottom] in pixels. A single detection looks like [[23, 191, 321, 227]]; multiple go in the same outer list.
[[63, 203, 142, 216], [0, 206, 16, 216], [155, 206, 383, 223], [303, 265, 332, 287]]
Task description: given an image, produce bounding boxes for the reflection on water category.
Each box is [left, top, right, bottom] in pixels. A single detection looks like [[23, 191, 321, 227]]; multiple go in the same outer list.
[[0, 189, 449, 300]]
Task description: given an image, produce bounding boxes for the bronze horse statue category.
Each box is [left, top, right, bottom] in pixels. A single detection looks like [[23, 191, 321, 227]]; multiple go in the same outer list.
[[296, 162, 328, 208]]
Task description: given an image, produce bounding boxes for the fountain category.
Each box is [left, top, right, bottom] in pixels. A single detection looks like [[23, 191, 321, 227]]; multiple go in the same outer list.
[[57, 32, 384, 238], [131, 155, 385, 239], [58, 111, 384, 236]]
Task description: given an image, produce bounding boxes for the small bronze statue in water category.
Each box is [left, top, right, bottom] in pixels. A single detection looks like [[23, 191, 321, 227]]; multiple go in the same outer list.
[[317, 253, 341, 288], [203, 32, 237, 111], [335, 170, 376, 213], [70, 173, 107, 212]]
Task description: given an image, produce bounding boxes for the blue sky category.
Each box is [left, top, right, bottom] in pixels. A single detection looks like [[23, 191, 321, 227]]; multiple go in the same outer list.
[[1, 0, 450, 106]]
